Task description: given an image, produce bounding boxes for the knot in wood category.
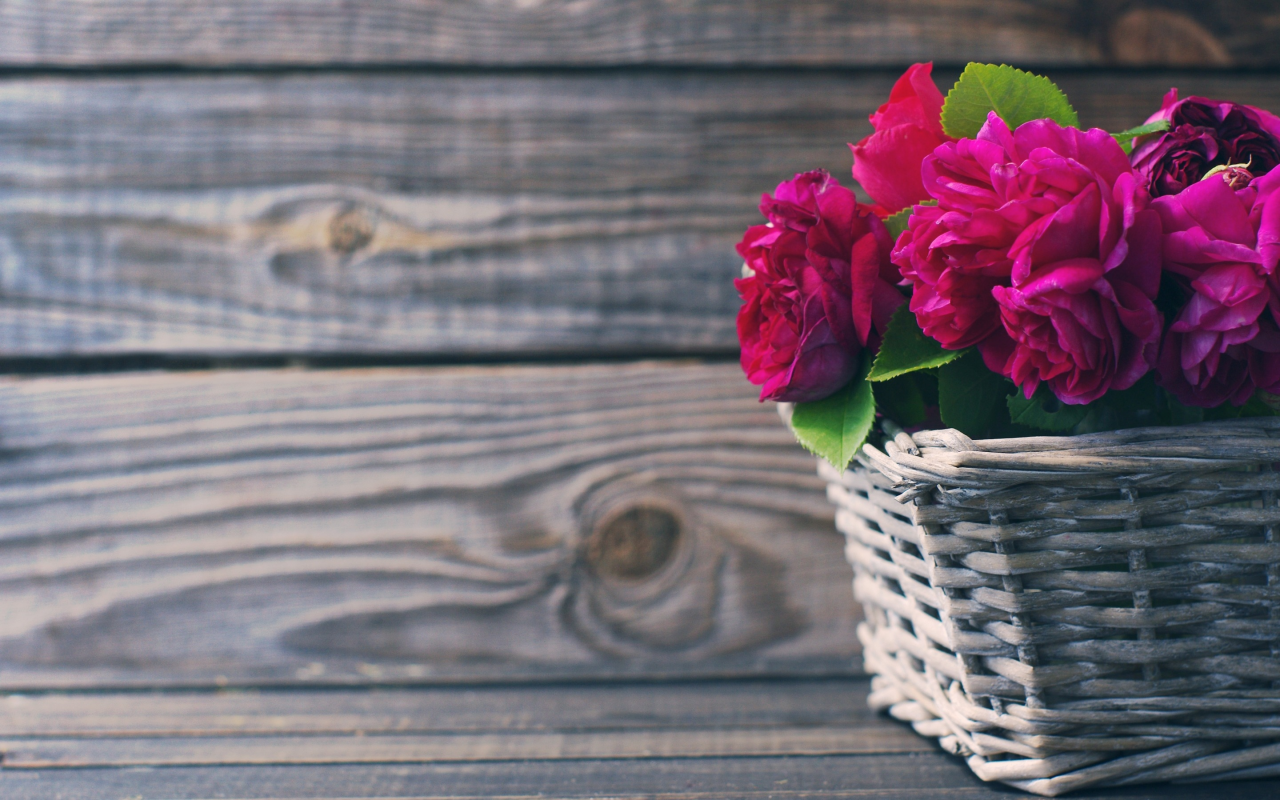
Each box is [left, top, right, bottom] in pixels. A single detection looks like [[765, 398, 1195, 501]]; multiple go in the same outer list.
[[586, 505, 681, 581], [329, 208, 375, 253]]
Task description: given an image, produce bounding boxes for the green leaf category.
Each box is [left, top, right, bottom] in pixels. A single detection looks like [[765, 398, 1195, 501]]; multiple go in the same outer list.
[[1081, 373, 1161, 432], [1205, 392, 1280, 421], [938, 350, 1013, 438], [1257, 392, 1280, 413], [1007, 384, 1088, 432], [789, 363, 876, 471], [883, 208, 913, 241], [873, 373, 927, 428], [1243, 393, 1280, 417], [881, 200, 937, 241], [867, 304, 964, 382], [1111, 119, 1170, 155], [940, 63, 1079, 139]]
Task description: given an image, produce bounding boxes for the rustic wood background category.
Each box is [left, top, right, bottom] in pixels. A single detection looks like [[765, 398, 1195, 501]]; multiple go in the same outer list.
[[0, 0, 1275, 689]]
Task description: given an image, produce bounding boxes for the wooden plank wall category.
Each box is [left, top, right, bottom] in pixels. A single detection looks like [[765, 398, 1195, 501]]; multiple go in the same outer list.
[[0, 1, 1274, 688]]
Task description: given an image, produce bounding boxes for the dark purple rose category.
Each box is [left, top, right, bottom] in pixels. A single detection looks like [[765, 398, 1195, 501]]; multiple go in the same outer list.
[[736, 170, 902, 403], [1132, 89, 1280, 197], [1154, 166, 1280, 406]]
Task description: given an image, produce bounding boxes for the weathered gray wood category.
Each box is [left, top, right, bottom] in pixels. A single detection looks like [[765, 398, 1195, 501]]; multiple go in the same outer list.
[[0, 679, 1266, 796], [0, 361, 859, 688], [0, 72, 1276, 357], [0, 184, 753, 356], [0, 680, 878, 737], [0, 752, 1269, 799], [4, 72, 1272, 195], [0, 1, 1268, 68], [0, 70, 886, 356], [0, 72, 893, 195], [0, 725, 932, 768]]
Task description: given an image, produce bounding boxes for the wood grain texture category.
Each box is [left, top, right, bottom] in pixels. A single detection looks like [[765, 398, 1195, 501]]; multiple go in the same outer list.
[[0, 680, 1267, 797], [0, 1, 1270, 68], [0, 360, 859, 688], [0, 72, 1277, 357], [0, 752, 1269, 799], [0, 70, 887, 357], [0, 725, 931, 768], [0, 680, 880, 737]]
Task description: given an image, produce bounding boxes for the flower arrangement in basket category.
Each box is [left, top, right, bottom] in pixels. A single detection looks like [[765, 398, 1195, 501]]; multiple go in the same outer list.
[[737, 63, 1280, 796]]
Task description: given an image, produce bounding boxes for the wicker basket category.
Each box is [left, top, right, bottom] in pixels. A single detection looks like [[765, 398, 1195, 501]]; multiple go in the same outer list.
[[823, 417, 1280, 796]]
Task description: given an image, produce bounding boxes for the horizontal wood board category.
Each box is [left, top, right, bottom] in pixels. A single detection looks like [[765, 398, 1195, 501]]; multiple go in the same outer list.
[[1, 680, 1272, 797], [0, 680, 879, 737], [1, 756, 1267, 799], [0, 72, 1276, 357], [0, 1, 1268, 68], [0, 726, 930, 768], [0, 360, 859, 688]]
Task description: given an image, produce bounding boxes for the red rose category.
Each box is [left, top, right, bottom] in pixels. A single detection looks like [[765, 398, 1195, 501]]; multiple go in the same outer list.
[[1153, 167, 1280, 406], [892, 114, 1163, 405], [736, 170, 903, 403], [850, 63, 956, 215]]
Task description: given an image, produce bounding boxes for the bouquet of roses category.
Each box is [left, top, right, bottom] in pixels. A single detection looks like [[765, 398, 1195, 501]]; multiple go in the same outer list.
[[737, 63, 1280, 470]]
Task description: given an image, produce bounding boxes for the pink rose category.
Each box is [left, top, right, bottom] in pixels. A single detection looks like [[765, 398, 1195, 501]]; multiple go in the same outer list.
[[892, 113, 1164, 405], [1154, 167, 1280, 406], [850, 63, 955, 215], [736, 170, 903, 402], [1132, 89, 1280, 198], [891, 202, 1006, 350]]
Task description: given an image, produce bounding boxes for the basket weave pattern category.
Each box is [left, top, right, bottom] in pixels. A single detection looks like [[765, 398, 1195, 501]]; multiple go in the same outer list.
[[825, 418, 1280, 796]]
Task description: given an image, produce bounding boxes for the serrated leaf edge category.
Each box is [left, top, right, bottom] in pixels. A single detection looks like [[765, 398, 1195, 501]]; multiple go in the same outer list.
[[940, 63, 1079, 139], [867, 347, 963, 382]]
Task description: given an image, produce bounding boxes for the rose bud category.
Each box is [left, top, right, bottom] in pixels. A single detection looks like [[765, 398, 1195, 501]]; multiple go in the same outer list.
[[736, 170, 903, 403], [1131, 89, 1280, 197], [850, 63, 956, 215], [893, 113, 1163, 406], [1153, 165, 1280, 406], [1202, 159, 1255, 190]]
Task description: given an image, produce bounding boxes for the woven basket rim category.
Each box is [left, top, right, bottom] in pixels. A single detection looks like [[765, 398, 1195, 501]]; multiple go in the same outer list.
[[859, 416, 1280, 495]]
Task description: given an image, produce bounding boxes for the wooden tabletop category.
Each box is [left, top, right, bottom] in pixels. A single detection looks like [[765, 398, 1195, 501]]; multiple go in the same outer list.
[[0, 678, 1273, 799], [0, 5, 1277, 800]]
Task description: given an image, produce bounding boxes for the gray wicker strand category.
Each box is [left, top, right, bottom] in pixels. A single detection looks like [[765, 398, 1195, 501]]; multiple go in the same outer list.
[[821, 416, 1280, 795]]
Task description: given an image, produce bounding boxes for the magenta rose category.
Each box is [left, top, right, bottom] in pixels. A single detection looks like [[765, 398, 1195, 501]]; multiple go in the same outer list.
[[1132, 89, 1280, 197], [1153, 167, 1280, 406], [736, 170, 903, 403], [892, 112, 1164, 405], [850, 63, 956, 215]]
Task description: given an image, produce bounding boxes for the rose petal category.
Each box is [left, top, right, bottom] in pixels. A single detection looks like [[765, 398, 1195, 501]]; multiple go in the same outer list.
[[852, 124, 949, 214]]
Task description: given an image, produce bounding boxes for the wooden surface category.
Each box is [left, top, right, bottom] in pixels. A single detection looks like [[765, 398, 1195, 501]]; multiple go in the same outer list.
[[2, 3, 1279, 798], [0, 360, 858, 688], [0, 679, 1273, 799], [0, 1, 1269, 68], [0, 72, 1277, 356]]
